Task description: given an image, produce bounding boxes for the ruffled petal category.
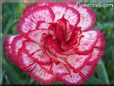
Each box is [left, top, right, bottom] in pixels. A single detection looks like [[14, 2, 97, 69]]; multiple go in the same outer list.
[[50, 63, 69, 76], [61, 63, 95, 84], [23, 3, 40, 15], [77, 30, 98, 54], [23, 40, 41, 54], [11, 35, 26, 57], [66, 54, 91, 72], [89, 30, 105, 64], [18, 49, 55, 84], [36, 21, 50, 30], [64, 7, 80, 26], [18, 6, 54, 33], [50, 2, 80, 25], [50, 2, 67, 22], [4, 36, 18, 64], [27, 30, 51, 43], [61, 71, 82, 84], [69, 3, 96, 31], [32, 50, 52, 64]]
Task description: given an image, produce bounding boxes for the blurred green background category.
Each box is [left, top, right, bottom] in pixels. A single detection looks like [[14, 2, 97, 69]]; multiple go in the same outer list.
[[1, 0, 114, 85]]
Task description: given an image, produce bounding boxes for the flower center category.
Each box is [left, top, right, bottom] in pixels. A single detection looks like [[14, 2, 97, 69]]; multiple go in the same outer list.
[[49, 18, 82, 50], [41, 18, 82, 63], [49, 18, 67, 44]]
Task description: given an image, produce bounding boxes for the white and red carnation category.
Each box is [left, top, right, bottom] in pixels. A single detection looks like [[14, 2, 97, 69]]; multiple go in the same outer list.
[[4, 0, 105, 85]]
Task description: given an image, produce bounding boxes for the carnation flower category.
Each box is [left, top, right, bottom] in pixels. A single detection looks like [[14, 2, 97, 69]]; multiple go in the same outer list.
[[4, 0, 105, 84]]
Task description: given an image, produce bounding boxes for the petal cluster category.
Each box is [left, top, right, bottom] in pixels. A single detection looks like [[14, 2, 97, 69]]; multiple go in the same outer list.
[[4, 1, 105, 85]]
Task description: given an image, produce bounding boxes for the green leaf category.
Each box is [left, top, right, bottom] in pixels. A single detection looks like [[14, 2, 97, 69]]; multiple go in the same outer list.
[[94, 22, 113, 30], [2, 59, 21, 84], [86, 60, 109, 84]]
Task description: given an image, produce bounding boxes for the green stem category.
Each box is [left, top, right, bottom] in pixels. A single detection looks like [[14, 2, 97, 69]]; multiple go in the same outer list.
[[2, 59, 21, 84], [97, 59, 109, 84]]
